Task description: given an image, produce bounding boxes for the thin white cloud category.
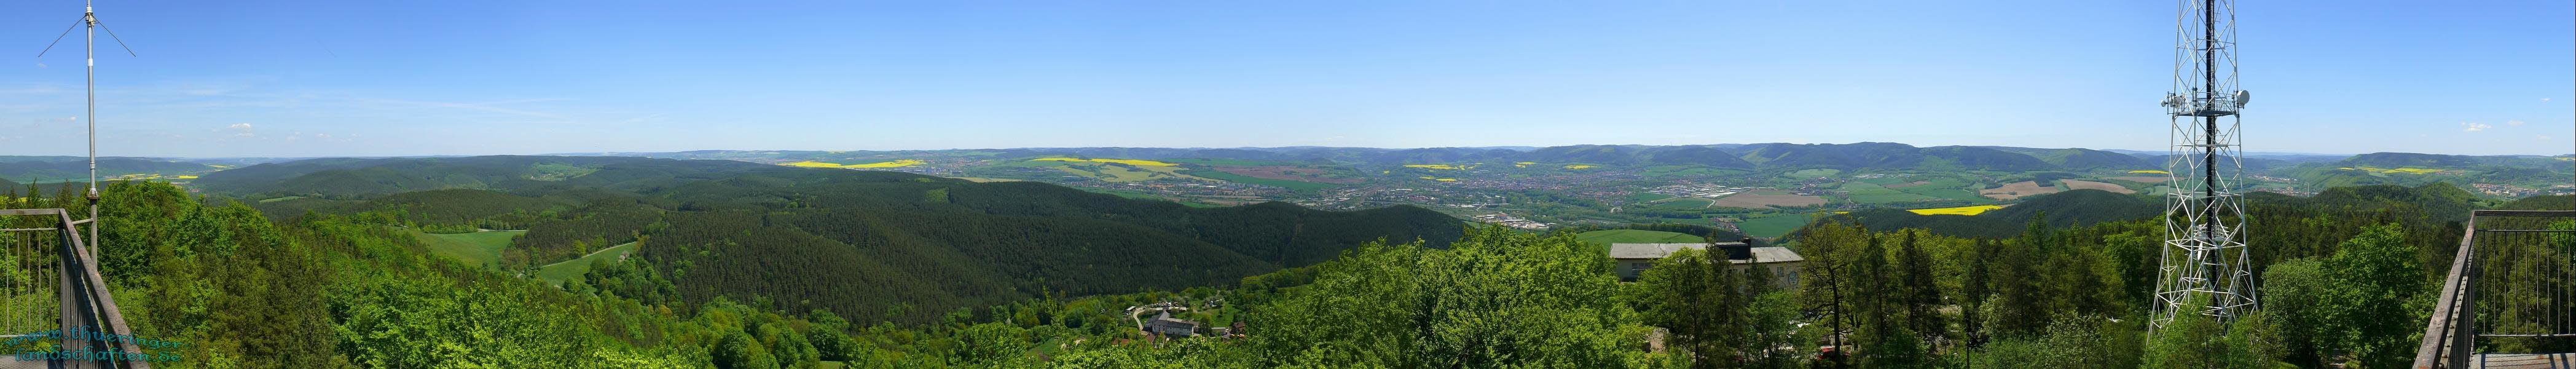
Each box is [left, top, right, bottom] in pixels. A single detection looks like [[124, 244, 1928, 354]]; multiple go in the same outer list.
[[2508, 120, 2526, 126], [2462, 122, 2491, 132], [222, 123, 255, 138]]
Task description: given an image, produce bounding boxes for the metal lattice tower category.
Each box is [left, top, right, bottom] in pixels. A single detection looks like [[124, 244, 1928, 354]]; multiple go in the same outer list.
[[2149, 0, 2255, 330]]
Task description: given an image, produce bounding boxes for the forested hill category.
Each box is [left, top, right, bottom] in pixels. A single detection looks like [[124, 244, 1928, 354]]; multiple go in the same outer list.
[[190, 155, 779, 197], [211, 155, 1467, 323], [0, 156, 225, 181], [1800, 183, 2490, 240], [1806, 189, 2160, 239]]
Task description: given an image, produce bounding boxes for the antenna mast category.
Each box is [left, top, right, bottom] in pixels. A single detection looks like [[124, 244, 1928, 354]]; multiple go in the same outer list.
[[2150, 0, 2254, 330], [86, 0, 98, 202], [39, 0, 135, 260], [85, 0, 101, 257]]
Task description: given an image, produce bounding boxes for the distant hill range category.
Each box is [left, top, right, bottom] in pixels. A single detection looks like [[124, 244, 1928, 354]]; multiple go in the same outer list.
[[560, 143, 2564, 173], [198, 155, 1466, 323], [1807, 189, 2161, 239], [1805, 182, 2491, 239], [0, 156, 230, 183]]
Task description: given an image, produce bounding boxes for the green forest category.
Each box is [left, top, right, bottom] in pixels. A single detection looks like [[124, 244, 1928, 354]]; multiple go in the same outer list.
[[1, 160, 2566, 368]]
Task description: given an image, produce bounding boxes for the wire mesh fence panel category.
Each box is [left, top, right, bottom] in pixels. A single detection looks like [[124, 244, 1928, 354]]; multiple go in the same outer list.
[[2473, 213, 2576, 354], [1, 226, 63, 354]]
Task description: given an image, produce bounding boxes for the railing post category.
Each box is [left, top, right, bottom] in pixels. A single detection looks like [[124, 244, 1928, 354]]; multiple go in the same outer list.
[[2453, 224, 2475, 369], [2415, 214, 2483, 368], [57, 223, 87, 368]]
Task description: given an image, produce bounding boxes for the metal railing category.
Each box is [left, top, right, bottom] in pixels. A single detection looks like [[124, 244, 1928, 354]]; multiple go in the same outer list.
[[2416, 210, 2576, 368], [0, 208, 147, 369]]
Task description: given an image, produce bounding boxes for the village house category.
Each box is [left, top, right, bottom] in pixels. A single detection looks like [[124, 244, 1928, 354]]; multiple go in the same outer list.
[[1609, 240, 1804, 289]]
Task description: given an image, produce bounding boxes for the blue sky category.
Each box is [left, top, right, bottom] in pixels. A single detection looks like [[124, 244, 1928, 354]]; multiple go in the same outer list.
[[0, 1, 2567, 157]]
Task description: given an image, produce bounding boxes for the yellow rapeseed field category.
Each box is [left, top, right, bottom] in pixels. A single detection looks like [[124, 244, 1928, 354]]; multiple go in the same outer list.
[[1562, 164, 1596, 170], [846, 160, 925, 168], [1404, 164, 1467, 170], [1907, 205, 2005, 216]]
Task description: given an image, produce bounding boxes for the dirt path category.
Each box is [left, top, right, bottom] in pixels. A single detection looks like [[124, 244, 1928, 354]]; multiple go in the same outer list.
[[536, 242, 638, 270]]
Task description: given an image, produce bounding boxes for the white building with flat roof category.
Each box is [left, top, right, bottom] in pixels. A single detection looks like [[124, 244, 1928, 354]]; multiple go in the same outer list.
[[1608, 242, 1804, 289]]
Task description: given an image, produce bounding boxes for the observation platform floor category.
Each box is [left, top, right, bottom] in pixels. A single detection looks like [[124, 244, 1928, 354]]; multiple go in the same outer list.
[[2475, 353, 2576, 368]]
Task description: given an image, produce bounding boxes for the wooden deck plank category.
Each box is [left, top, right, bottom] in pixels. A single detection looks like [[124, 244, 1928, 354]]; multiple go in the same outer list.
[[2479, 353, 2576, 368]]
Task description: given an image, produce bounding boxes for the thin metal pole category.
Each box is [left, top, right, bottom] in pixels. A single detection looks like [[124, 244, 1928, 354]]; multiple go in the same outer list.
[[84, 1, 103, 266], [85, 2, 95, 200]]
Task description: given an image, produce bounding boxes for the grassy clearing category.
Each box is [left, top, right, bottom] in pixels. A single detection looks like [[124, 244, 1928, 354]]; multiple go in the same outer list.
[[1042, 161, 1208, 182], [1646, 197, 1712, 210], [402, 228, 524, 269], [1710, 190, 1828, 208], [257, 196, 308, 203], [1840, 181, 1938, 204], [1785, 169, 1842, 178], [1734, 215, 1813, 239], [1190, 169, 1339, 191], [1091, 165, 1156, 181], [2129, 169, 2170, 174], [1907, 205, 2005, 216], [845, 160, 926, 168], [1891, 177, 1984, 202], [535, 242, 638, 285], [2058, 180, 2135, 193], [1901, 188, 1985, 202], [527, 163, 601, 181], [1624, 192, 1675, 202], [1404, 164, 1469, 170]]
